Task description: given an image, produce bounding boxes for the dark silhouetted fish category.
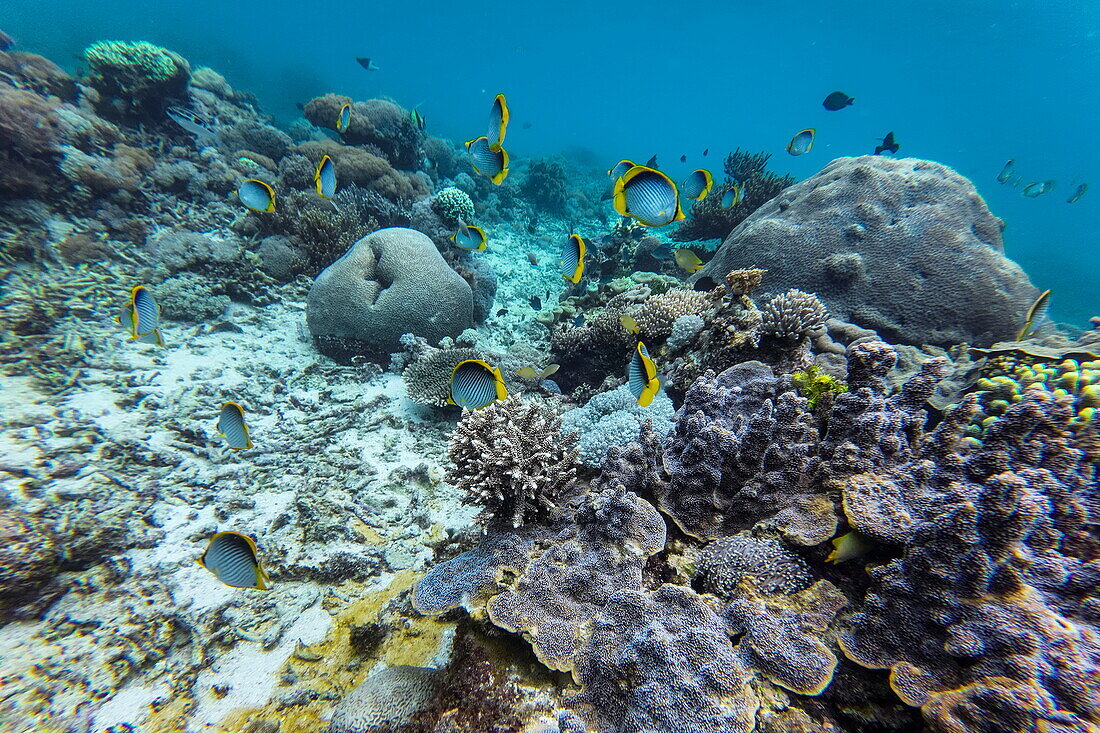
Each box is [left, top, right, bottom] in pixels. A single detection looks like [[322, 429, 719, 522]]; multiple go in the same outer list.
[[295, 102, 305, 111], [693, 276, 717, 292], [1067, 183, 1088, 203], [997, 159, 1015, 184], [645, 154, 658, 168], [496, 308, 508, 316], [702, 148, 709, 157], [874, 131, 899, 155], [822, 91, 854, 110], [356, 57, 380, 71], [530, 296, 542, 310], [679, 154, 687, 163], [0, 29, 13, 52], [522, 121, 532, 130]]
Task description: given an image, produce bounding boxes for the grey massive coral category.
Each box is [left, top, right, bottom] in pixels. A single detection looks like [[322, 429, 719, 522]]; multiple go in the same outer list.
[[447, 397, 579, 527], [698, 156, 1040, 346]]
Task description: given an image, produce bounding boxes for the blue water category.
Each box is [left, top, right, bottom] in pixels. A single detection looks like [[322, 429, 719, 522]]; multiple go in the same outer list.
[[4, 0, 1096, 324]]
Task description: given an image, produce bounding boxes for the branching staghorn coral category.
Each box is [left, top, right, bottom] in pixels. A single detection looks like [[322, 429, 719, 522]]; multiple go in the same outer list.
[[447, 396, 579, 527]]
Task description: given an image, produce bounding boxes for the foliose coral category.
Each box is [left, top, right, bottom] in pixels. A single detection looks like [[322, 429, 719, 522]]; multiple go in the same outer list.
[[447, 396, 579, 527], [560, 385, 674, 467]]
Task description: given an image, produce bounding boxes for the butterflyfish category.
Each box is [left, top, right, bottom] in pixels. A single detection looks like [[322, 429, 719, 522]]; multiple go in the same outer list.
[[628, 342, 660, 407], [238, 179, 276, 212], [1016, 289, 1052, 341], [198, 531, 270, 590], [721, 184, 744, 208], [560, 233, 586, 283], [674, 248, 704, 273], [612, 165, 685, 227], [786, 128, 815, 156], [451, 220, 487, 251], [680, 169, 713, 201], [486, 93, 509, 151], [218, 401, 254, 450], [166, 106, 219, 146], [822, 91, 854, 110], [465, 136, 509, 184], [608, 159, 634, 180], [449, 359, 507, 409], [116, 285, 164, 345], [336, 102, 352, 132], [314, 155, 337, 200], [997, 159, 1016, 184]]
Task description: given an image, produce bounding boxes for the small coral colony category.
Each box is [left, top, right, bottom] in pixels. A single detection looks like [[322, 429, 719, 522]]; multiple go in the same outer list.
[[1, 33, 1097, 733]]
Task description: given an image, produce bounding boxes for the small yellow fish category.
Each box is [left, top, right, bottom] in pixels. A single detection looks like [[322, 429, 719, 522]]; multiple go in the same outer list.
[[674, 249, 704, 273], [620, 314, 640, 334], [516, 366, 539, 379], [826, 531, 873, 564]]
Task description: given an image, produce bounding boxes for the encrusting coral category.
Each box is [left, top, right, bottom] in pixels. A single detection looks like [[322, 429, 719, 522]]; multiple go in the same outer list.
[[447, 396, 579, 527]]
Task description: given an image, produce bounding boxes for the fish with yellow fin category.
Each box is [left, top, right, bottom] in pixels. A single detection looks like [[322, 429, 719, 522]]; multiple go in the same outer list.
[[238, 179, 276, 212], [486, 93, 509, 151], [116, 285, 164, 345], [516, 364, 560, 380], [198, 531, 270, 590], [680, 169, 713, 201], [620, 314, 640, 334], [449, 359, 507, 409], [451, 220, 488, 250], [465, 136, 509, 184], [721, 184, 744, 208], [560, 233, 586, 283], [627, 342, 660, 407], [613, 165, 685, 227], [786, 128, 815, 156], [674, 248, 704, 273], [313, 155, 338, 209], [607, 159, 634, 180], [1016, 289, 1051, 341], [826, 531, 873, 564], [336, 103, 352, 133], [218, 401, 253, 450]]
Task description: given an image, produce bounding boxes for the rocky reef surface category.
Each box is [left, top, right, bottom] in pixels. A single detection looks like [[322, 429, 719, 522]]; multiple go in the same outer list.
[[0, 37, 1096, 733]]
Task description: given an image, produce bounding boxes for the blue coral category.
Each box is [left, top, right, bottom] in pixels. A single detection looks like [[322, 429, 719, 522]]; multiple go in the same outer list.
[[561, 385, 674, 467]]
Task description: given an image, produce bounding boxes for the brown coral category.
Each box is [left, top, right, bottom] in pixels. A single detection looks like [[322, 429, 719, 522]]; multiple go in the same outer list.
[[296, 139, 426, 201], [0, 85, 60, 197]]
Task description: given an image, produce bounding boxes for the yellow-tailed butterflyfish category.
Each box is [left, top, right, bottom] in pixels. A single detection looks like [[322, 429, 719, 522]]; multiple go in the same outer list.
[[336, 103, 352, 133], [786, 128, 815, 156], [451, 220, 487, 251], [680, 169, 713, 201], [608, 159, 634, 180], [314, 155, 337, 200], [218, 401, 254, 450], [560, 233, 586, 283], [628, 341, 660, 407], [465, 136, 509, 184], [449, 359, 507, 410], [487, 93, 509, 151], [116, 285, 164, 345], [721, 184, 744, 208], [198, 531, 270, 590], [238, 179, 276, 212], [612, 165, 685, 227]]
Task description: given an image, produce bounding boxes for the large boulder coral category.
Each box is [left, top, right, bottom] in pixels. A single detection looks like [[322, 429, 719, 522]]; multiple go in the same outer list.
[[296, 139, 427, 201], [697, 156, 1039, 347], [306, 227, 474, 360], [302, 95, 422, 169]]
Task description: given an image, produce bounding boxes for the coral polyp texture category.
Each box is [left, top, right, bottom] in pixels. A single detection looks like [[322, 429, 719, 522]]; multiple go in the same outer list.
[[1, 30, 1096, 733], [699, 156, 1040, 346], [447, 396, 579, 527]]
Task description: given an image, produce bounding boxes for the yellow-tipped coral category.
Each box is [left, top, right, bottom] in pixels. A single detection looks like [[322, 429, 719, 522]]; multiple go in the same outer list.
[[792, 365, 850, 410]]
